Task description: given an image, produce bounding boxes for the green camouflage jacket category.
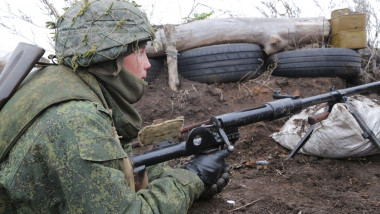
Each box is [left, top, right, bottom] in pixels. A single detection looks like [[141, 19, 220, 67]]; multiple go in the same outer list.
[[0, 65, 204, 213]]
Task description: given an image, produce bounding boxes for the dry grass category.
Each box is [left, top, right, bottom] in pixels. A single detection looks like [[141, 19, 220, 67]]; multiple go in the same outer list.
[[358, 47, 380, 83], [238, 56, 278, 97]]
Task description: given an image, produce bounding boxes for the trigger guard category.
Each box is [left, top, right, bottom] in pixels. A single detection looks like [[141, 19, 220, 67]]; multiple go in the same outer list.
[[186, 127, 218, 154]]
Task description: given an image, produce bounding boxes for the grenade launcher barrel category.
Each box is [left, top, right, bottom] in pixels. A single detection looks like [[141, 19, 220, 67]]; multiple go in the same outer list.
[[132, 80, 380, 168]]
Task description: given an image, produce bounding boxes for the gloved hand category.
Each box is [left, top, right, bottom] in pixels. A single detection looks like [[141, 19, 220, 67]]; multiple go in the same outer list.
[[182, 149, 230, 200]]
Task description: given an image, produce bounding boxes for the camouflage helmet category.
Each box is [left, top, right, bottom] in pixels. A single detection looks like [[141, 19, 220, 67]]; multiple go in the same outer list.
[[55, 0, 155, 70]]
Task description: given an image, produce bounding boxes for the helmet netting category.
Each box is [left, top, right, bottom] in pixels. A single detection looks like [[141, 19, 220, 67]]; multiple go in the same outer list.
[[55, 0, 155, 70]]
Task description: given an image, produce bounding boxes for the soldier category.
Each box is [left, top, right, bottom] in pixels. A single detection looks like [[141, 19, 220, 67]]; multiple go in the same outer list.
[[0, 0, 230, 213]]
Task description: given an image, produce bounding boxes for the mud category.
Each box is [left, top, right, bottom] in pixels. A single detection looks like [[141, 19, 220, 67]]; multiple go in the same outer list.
[[133, 71, 380, 214]]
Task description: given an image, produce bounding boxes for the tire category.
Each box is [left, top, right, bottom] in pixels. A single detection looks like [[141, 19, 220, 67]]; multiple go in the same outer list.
[[146, 58, 164, 82], [268, 48, 361, 79], [178, 43, 265, 83]]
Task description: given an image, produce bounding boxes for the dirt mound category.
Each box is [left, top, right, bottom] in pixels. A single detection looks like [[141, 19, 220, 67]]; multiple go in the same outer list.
[[133, 71, 380, 213]]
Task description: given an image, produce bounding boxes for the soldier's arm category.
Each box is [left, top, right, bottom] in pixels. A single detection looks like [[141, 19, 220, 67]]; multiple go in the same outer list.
[[43, 100, 204, 213], [123, 143, 172, 182]]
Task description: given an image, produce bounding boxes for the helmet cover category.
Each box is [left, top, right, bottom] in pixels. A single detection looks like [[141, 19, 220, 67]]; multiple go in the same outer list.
[[55, 0, 155, 69]]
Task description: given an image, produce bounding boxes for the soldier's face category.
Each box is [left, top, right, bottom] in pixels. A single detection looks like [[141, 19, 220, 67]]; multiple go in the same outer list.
[[122, 47, 151, 81]]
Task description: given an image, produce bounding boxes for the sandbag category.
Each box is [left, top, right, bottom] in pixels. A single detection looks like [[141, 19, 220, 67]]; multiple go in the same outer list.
[[271, 95, 380, 158]]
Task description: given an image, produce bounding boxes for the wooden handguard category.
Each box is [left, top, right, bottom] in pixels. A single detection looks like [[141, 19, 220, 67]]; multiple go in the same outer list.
[[308, 111, 330, 125], [181, 119, 211, 133]]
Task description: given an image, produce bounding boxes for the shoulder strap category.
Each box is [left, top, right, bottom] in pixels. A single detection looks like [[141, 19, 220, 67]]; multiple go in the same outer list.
[[0, 65, 102, 162]]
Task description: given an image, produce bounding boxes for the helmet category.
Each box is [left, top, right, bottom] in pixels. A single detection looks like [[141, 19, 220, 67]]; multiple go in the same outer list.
[[55, 0, 155, 70]]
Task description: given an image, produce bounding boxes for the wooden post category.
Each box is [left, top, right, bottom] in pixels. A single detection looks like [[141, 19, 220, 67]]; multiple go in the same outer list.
[[163, 25, 179, 91]]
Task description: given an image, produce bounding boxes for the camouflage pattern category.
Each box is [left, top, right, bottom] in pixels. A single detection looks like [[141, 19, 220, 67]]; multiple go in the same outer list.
[[0, 65, 105, 161], [0, 65, 204, 213], [55, 0, 155, 69]]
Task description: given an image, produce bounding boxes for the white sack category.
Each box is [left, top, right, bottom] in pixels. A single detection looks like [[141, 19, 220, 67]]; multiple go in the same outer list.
[[271, 95, 380, 158]]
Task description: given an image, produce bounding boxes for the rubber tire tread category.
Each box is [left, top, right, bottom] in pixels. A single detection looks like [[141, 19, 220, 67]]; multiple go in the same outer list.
[[269, 48, 361, 79], [178, 43, 264, 83], [146, 58, 164, 82]]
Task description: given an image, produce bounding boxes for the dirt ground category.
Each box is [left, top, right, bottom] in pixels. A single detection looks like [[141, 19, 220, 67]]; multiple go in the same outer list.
[[133, 71, 380, 214]]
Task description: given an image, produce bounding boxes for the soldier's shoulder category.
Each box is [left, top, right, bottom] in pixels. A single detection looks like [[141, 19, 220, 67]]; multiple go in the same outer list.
[[43, 100, 110, 123]]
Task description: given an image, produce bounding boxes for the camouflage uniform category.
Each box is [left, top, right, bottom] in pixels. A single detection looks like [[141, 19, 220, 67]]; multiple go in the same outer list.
[[0, 65, 204, 214], [0, 0, 204, 213]]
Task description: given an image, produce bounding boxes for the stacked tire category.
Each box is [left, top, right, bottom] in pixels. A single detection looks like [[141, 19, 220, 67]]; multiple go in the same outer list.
[[153, 46, 362, 84], [178, 43, 265, 84], [268, 48, 361, 79], [146, 57, 164, 83]]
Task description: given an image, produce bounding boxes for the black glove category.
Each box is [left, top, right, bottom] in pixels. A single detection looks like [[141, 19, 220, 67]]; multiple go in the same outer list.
[[182, 149, 230, 200]]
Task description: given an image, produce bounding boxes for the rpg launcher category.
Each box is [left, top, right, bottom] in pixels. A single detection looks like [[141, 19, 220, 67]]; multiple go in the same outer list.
[[131, 80, 380, 168]]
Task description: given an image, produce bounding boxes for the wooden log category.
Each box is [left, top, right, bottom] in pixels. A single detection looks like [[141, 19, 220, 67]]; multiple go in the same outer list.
[[163, 25, 179, 91], [147, 17, 330, 57]]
